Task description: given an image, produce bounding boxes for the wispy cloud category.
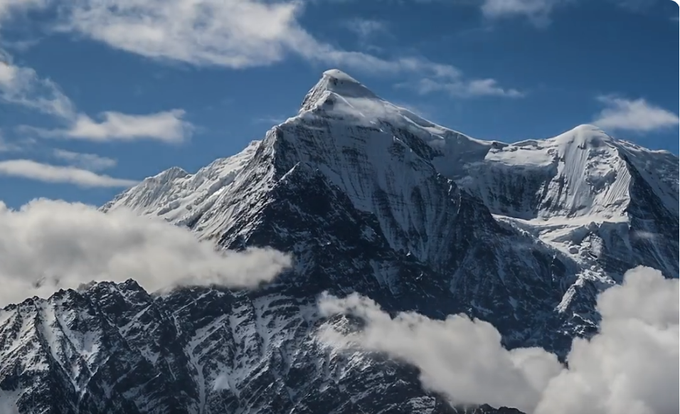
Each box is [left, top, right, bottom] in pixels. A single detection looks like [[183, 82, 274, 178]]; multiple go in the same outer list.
[[52, 149, 117, 171], [0, 133, 26, 152], [480, 0, 664, 25], [481, 0, 568, 26], [252, 115, 288, 125], [58, 0, 303, 69], [612, 0, 660, 12], [44, 0, 519, 97], [593, 95, 679, 133], [343, 18, 388, 39], [1, 54, 194, 143], [0, 159, 137, 187], [0, 0, 49, 23], [32, 110, 193, 143], [400, 76, 525, 98], [0, 59, 75, 118], [318, 266, 678, 414], [0, 1, 522, 103]]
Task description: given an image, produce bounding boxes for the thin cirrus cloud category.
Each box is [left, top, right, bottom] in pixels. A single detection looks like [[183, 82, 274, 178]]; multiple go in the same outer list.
[[593, 95, 679, 133], [0, 59, 75, 119], [318, 266, 678, 414], [0, 159, 137, 187], [481, 0, 568, 25], [0, 0, 50, 23], [403, 77, 525, 98], [343, 18, 389, 40], [52, 148, 117, 171], [0, 133, 26, 152], [475, 0, 656, 24]]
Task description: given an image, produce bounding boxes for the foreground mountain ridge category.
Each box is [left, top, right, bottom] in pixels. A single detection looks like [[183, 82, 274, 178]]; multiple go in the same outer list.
[[1, 69, 677, 414]]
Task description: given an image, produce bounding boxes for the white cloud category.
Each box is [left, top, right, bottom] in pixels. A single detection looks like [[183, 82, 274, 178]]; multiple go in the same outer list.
[[343, 18, 388, 39], [593, 95, 679, 133], [38, 110, 193, 143], [317, 293, 562, 413], [481, 0, 566, 24], [0, 199, 292, 306], [1, 58, 194, 142], [0, 159, 136, 187], [318, 266, 678, 414], [0, 1, 521, 104], [407, 77, 524, 98], [59, 0, 304, 69], [46, 0, 518, 98], [535, 267, 678, 414], [611, 0, 660, 12], [0, 59, 76, 118], [58, 0, 436, 77], [0, 133, 25, 152], [0, 0, 48, 22], [52, 148, 117, 171]]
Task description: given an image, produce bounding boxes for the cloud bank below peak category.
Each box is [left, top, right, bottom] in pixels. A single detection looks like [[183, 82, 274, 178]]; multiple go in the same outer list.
[[318, 266, 678, 414], [0, 199, 292, 307]]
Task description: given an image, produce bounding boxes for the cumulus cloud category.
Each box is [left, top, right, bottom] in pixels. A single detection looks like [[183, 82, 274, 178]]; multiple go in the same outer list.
[[535, 267, 679, 414], [52, 149, 117, 171], [318, 266, 678, 414], [0, 199, 292, 306], [317, 293, 562, 413], [593, 95, 679, 133], [35, 110, 193, 143], [0, 159, 136, 187]]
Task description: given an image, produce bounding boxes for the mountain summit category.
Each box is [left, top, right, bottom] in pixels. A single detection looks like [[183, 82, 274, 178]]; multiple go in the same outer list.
[[300, 69, 379, 111], [2, 70, 678, 414]]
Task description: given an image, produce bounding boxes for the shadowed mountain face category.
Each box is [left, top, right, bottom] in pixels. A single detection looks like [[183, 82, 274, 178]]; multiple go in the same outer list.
[[1, 69, 677, 414]]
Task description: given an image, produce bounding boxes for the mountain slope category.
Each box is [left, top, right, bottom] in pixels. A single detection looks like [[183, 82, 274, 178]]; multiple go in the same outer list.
[[3, 69, 678, 414]]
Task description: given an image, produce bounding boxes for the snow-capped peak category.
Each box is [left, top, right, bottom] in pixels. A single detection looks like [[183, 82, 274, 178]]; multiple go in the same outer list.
[[552, 124, 613, 147], [300, 68, 380, 112], [322, 68, 361, 84]]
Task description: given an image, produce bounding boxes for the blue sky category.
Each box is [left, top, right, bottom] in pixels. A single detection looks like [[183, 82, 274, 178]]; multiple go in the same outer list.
[[0, 0, 677, 208]]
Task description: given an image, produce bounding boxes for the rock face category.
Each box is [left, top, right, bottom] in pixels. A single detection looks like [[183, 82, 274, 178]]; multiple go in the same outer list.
[[1, 69, 677, 414]]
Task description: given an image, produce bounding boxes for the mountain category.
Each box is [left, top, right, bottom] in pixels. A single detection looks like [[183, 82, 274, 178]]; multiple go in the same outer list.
[[1, 69, 677, 414]]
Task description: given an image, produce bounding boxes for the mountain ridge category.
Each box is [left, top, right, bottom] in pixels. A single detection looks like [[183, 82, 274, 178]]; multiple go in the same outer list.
[[2, 68, 678, 414]]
